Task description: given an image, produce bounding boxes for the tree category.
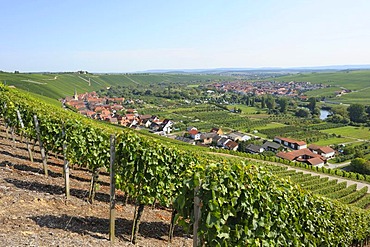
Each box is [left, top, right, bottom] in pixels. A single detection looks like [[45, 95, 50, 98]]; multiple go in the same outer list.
[[348, 104, 366, 123], [277, 98, 288, 113], [261, 96, 266, 109], [265, 96, 275, 110], [331, 105, 348, 117], [350, 158, 370, 175], [307, 97, 317, 112], [295, 108, 311, 118], [343, 146, 355, 155], [366, 106, 370, 117], [312, 107, 321, 116], [327, 114, 350, 124]]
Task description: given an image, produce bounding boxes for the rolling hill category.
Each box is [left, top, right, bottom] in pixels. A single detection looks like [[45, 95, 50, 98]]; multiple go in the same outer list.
[[0, 72, 230, 100], [273, 70, 370, 104]]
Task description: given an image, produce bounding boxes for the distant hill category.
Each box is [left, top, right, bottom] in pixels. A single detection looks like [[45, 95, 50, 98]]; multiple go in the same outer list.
[[143, 65, 370, 74], [273, 70, 370, 104], [0, 72, 230, 100]]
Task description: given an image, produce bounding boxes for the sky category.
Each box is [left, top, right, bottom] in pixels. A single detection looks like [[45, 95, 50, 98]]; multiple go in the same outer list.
[[1, 0, 370, 72]]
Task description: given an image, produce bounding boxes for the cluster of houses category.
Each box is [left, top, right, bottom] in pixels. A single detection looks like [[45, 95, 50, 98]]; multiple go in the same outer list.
[[64, 90, 335, 167], [176, 129, 335, 167], [274, 137, 335, 167], [210, 80, 326, 98], [176, 127, 250, 151], [63, 90, 174, 135]]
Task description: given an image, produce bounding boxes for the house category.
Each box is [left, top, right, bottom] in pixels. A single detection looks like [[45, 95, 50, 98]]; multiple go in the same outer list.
[[224, 140, 239, 151], [200, 133, 217, 145], [187, 126, 198, 131], [308, 144, 336, 159], [160, 119, 174, 134], [262, 141, 281, 152], [245, 144, 264, 154], [126, 109, 137, 114], [141, 119, 152, 128], [228, 132, 251, 142], [217, 137, 230, 147], [276, 148, 326, 167], [188, 129, 201, 140], [210, 128, 223, 135], [307, 157, 325, 166], [175, 136, 196, 145], [150, 116, 160, 123], [273, 136, 307, 150], [109, 117, 118, 125], [149, 122, 161, 132], [212, 135, 223, 146], [125, 114, 136, 121]]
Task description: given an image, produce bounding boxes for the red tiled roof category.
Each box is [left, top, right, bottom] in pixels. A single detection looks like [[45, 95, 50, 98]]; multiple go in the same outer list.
[[319, 146, 335, 154], [309, 144, 335, 154], [275, 136, 306, 146], [307, 157, 324, 166], [189, 129, 198, 135], [225, 140, 238, 149], [277, 148, 323, 162], [308, 144, 321, 150]]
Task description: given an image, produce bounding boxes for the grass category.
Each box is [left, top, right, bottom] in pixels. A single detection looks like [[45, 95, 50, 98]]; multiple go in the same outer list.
[[254, 122, 287, 130], [226, 104, 263, 115], [312, 137, 354, 146], [0, 72, 232, 100], [321, 126, 370, 140]]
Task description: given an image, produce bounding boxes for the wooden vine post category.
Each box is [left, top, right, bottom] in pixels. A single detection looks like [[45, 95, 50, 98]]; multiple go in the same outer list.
[[193, 186, 201, 247], [16, 110, 33, 162], [62, 128, 70, 200], [33, 115, 48, 177], [2, 103, 9, 140], [11, 126, 16, 147], [109, 134, 116, 242], [168, 208, 177, 243]]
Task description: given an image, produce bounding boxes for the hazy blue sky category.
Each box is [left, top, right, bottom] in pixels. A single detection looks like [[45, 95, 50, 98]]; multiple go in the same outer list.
[[1, 0, 370, 72]]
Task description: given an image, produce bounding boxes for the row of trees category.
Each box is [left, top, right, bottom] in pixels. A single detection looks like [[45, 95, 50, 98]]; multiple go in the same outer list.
[[327, 103, 370, 124]]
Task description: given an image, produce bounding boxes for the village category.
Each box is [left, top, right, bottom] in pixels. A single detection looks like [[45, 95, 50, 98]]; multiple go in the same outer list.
[[64, 90, 336, 168], [210, 80, 327, 98]]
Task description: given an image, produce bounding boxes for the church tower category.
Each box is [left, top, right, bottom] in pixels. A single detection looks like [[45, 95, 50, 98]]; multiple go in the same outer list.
[[73, 88, 78, 100]]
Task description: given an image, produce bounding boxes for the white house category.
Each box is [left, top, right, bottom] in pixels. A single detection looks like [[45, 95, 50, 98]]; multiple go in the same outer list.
[[274, 136, 307, 150]]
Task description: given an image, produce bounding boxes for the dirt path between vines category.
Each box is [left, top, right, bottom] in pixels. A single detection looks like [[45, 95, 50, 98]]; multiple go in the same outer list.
[[0, 124, 191, 247]]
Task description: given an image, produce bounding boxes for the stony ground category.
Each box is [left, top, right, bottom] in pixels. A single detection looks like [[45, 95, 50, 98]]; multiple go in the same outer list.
[[0, 124, 192, 247]]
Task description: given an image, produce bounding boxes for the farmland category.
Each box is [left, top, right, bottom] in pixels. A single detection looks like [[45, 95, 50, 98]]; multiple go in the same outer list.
[[0, 72, 232, 100], [2, 72, 370, 245], [322, 126, 370, 140], [274, 70, 370, 104]]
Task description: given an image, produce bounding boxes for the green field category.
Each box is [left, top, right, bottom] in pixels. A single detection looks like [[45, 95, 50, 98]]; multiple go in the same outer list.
[[254, 122, 287, 130], [322, 126, 370, 140], [274, 70, 370, 104], [226, 104, 262, 115], [312, 137, 354, 146], [0, 72, 231, 100]]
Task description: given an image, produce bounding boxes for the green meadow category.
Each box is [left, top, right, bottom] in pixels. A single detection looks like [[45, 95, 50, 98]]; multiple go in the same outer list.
[[274, 70, 370, 104], [321, 126, 370, 140], [312, 137, 354, 146]]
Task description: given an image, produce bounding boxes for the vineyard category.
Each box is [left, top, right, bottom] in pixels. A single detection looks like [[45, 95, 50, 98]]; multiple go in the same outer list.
[[258, 124, 340, 143], [270, 167, 370, 209], [2, 84, 370, 246]]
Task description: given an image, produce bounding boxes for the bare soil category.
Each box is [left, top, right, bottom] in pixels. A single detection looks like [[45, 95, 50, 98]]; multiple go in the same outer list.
[[0, 123, 191, 247]]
